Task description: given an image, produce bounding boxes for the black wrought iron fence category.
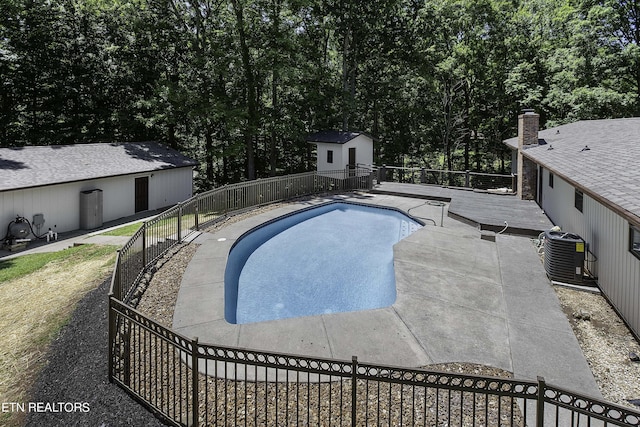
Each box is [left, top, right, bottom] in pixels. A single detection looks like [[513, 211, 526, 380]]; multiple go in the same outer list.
[[109, 298, 640, 427], [108, 169, 640, 427], [113, 225, 145, 302]]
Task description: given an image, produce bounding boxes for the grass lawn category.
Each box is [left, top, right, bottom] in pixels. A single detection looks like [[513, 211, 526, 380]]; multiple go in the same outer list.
[[0, 245, 117, 427], [100, 212, 214, 239], [99, 222, 143, 236]]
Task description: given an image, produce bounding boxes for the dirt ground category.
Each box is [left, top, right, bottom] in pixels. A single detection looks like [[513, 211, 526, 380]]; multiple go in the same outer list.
[[554, 285, 640, 408]]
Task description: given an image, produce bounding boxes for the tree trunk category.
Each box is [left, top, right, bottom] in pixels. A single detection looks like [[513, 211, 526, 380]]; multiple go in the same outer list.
[[167, 123, 177, 150], [341, 1, 352, 132], [205, 122, 215, 187], [463, 85, 470, 171], [342, 24, 351, 131], [475, 136, 481, 171], [231, 0, 257, 180], [269, 0, 281, 177], [373, 98, 380, 162], [269, 78, 278, 177]]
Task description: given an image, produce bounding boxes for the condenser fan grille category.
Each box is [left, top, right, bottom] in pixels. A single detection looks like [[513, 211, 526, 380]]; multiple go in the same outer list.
[[544, 231, 585, 285]]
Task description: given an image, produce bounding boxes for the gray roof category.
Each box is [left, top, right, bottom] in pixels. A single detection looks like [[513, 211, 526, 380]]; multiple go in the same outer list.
[[0, 142, 197, 192], [505, 118, 640, 220], [306, 131, 369, 144]]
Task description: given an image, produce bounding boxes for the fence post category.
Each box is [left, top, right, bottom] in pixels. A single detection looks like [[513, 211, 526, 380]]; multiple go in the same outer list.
[[123, 321, 131, 387], [223, 185, 228, 215], [178, 204, 183, 242], [108, 296, 115, 383], [512, 174, 517, 193], [142, 222, 147, 269], [194, 196, 199, 231], [191, 337, 199, 427], [465, 170, 470, 188], [352, 356, 358, 427], [114, 249, 122, 300], [536, 376, 546, 427]]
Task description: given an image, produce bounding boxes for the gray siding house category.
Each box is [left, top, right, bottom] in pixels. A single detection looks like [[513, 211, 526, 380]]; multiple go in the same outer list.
[[506, 113, 640, 338], [0, 142, 196, 235]]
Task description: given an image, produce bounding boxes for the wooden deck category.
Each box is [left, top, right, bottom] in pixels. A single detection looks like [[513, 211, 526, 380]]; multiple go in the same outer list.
[[371, 182, 554, 236]]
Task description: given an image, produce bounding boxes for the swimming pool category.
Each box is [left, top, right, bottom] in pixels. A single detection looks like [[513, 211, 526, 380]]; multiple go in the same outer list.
[[224, 201, 423, 324]]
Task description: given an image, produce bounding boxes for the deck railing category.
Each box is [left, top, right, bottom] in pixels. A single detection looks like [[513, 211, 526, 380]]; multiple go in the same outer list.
[[374, 165, 516, 191], [108, 169, 640, 427]]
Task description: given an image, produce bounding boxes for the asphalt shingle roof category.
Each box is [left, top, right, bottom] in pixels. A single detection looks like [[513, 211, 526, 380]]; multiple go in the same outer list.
[[504, 118, 640, 221], [0, 142, 197, 192], [306, 131, 364, 144]]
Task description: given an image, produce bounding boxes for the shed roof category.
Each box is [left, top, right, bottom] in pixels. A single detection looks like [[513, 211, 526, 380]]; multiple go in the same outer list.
[[504, 117, 640, 221], [0, 142, 197, 192], [306, 131, 371, 144]]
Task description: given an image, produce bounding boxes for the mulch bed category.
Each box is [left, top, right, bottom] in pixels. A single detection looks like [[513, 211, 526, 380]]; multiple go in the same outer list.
[[25, 278, 167, 427]]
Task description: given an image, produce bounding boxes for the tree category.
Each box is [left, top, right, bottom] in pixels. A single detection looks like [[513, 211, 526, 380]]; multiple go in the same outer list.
[[3, 0, 639, 184]]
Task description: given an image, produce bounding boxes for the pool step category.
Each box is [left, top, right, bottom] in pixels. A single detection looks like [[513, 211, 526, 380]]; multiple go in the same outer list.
[[399, 220, 421, 240]]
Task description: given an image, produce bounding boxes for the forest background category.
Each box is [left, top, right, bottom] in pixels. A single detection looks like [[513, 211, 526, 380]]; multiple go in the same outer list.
[[1, 0, 639, 190]]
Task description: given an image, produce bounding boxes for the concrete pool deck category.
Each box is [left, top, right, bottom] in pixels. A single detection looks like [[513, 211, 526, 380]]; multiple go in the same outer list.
[[172, 192, 601, 398]]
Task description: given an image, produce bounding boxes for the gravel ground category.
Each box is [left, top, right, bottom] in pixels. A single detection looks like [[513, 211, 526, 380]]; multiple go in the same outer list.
[[136, 243, 199, 327], [26, 204, 640, 426], [554, 285, 640, 408], [24, 278, 165, 427]]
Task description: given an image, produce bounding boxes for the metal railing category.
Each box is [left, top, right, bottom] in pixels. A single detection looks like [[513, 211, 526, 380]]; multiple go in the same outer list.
[[108, 169, 640, 427], [109, 299, 640, 427], [110, 169, 373, 304], [374, 165, 516, 192]]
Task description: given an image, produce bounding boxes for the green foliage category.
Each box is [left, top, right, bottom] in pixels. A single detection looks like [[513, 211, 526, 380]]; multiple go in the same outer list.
[[1, 0, 639, 180]]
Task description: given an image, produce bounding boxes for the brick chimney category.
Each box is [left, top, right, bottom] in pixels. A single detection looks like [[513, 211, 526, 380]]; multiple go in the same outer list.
[[518, 109, 539, 148], [517, 109, 539, 200]]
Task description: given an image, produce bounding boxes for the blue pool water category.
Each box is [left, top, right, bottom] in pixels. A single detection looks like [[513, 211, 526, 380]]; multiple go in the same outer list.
[[224, 202, 423, 324]]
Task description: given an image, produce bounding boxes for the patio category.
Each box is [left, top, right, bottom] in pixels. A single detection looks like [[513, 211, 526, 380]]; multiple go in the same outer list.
[[172, 190, 601, 398]]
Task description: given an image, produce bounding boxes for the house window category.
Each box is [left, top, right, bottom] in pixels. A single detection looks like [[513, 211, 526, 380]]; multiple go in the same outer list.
[[631, 225, 640, 260], [574, 189, 583, 212], [549, 173, 554, 188], [327, 150, 333, 164]]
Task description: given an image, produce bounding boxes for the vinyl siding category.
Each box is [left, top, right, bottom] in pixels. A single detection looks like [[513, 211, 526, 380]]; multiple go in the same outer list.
[[542, 170, 640, 336], [1, 167, 193, 234], [314, 135, 374, 173], [148, 167, 193, 210]]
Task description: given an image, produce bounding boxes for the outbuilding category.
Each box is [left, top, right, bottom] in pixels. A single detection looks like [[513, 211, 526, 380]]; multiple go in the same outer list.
[[0, 142, 196, 238], [505, 112, 640, 338], [306, 131, 374, 174]]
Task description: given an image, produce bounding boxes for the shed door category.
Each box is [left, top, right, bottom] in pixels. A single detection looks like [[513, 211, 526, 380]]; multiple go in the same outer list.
[[135, 177, 149, 212], [348, 147, 356, 167], [348, 147, 356, 176]]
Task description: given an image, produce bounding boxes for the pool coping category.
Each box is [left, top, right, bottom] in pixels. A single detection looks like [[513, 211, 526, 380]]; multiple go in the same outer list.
[[172, 193, 601, 398], [224, 199, 425, 324]]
